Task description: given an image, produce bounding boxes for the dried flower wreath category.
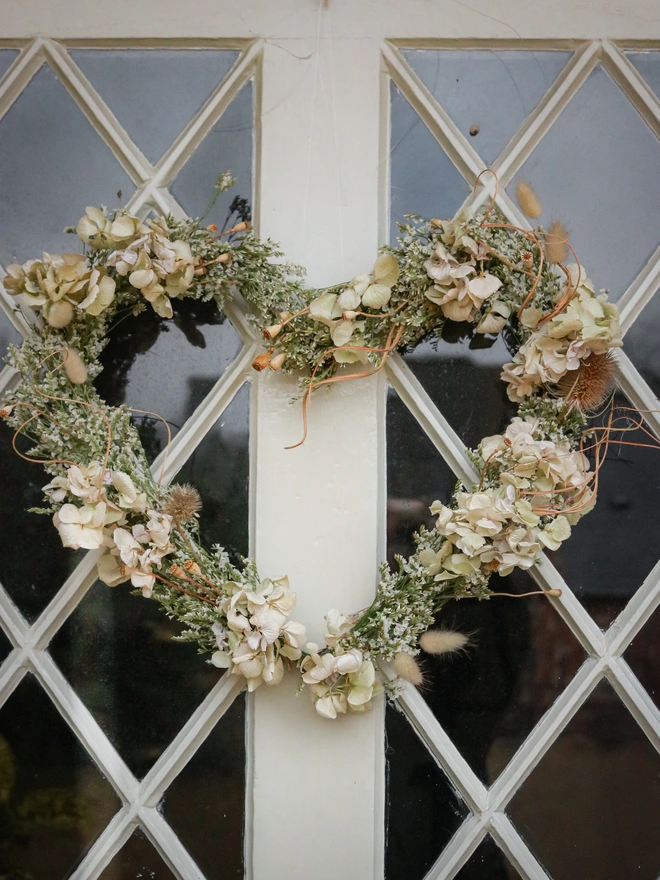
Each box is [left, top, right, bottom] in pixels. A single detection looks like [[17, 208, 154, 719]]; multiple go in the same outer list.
[[1, 173, 627, 719]]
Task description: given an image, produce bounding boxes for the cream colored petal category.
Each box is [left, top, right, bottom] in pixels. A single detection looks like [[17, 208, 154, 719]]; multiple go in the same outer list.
[[361, 283, 392, 310], [372, 254, 399, 286]]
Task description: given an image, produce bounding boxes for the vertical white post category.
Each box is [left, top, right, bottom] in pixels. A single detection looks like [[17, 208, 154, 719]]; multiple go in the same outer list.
[[250, 25, 385, 880]]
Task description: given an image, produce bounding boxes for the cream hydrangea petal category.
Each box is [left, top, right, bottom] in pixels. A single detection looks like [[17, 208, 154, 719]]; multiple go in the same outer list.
[[337, 286, 361, 311], [309, 292, 342, 326], [372, 254, 399, 286], [331, 319, 357, 347], [361, 283, 391, 310]]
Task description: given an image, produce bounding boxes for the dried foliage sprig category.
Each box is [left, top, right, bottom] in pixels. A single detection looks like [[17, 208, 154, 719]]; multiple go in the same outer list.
[[1, 176, 628, 719]]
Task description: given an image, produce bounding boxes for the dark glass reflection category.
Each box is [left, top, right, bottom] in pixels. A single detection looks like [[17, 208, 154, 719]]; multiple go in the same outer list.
[[454, 834, 519, 880], [98, 828, 177, 880], [0, 419, 84, 622], [387, 385, 457, 565], [171, 82, 253, 232], [390, 82, 470, 244], [0, 308, 21, 361], [96, 297, 243, 461], [175, 383, 250, 565], [0, 673, 120, 879], [49, 580, 221, 779], [386, 703, 469, 880], [387, 383, 586, 783], [162, 694, 246, 879], [508, 679, 660, 879], [622, 293, 660, 401], [625, 611, 660, 708], [549, 392, 660, 629], [418, 569, 585, 784], [402, 323, 517, 452], [0, 626, 12, 664]]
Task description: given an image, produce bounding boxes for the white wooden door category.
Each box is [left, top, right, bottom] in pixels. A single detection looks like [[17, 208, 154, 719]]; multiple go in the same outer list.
[[0, 2, 659, 879]]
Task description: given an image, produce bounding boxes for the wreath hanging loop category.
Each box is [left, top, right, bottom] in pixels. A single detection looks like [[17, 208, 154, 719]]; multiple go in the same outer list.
[[1, 172, 634, 720]]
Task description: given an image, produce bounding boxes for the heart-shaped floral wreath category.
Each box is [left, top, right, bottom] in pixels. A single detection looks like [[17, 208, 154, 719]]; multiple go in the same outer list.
[[1, 173, 624, 720]]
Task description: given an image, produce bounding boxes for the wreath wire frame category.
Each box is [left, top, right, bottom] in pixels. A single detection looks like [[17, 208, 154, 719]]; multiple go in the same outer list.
[[0, 172, 636, 720]]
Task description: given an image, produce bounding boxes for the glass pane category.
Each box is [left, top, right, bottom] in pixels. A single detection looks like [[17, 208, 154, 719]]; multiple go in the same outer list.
[[402, 323, 517, 451], [0, 673, 120, 878], [0, 64, 134, 267], [548, 391, 660, 629], [171, 82, 253, 230], [49, 578, 221, 780], [454, 835, 520, 880], [387, 384, 458, 565], [0, 419, 84, 622], [0, 306, 21, 362], [0, 625, 13, 664], [508, 679, 660, 879], [625, 610, 660, 708], [70, 49, 239, 164], [162, 694, 246, 880], [385, 703, 469, 880], [175, 383, 250, 565], [507, 65, 660, 300], [622, 292, 660, 401], [390, 81, 470, 244], [402, 49, 572, 165], [626, 50, 660, 101], [0, 49, 18, 80], [95, 297, 243, 462], [416, 568, 586, 785], [98, 828, 177, 880]]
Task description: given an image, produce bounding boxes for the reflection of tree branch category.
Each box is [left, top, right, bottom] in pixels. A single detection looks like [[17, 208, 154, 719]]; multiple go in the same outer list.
[[0, 734, 88, 877]]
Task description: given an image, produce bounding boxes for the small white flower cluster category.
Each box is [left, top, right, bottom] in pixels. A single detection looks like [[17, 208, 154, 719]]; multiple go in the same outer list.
[[211, 576, 307, 692], [502, 264, 622, 402], [45, 461, 174, 597], [300, 610, 382, 719], [420, 417, 593, 583]]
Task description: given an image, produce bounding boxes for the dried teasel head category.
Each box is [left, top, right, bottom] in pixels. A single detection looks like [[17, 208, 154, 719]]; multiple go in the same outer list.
[[545, 219, 569, 265], [419, 630, 469, 656], [557, 352, 615, 412], [163, 483, 202, 524], [393, 651, 424, 687], [515, 180, 542, 219]]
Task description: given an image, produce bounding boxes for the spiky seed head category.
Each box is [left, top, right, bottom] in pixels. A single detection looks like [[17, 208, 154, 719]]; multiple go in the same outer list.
[[164, 484, 202, 524], [515, 180, 542, 219], [557, 352, 615, 412], [545, 219, 569, 264], [393, 651, 424, 687], [419, 630, 469, 656]]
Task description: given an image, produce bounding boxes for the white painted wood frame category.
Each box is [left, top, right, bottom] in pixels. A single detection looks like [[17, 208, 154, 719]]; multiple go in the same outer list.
[[0, 2, 659, 879]]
